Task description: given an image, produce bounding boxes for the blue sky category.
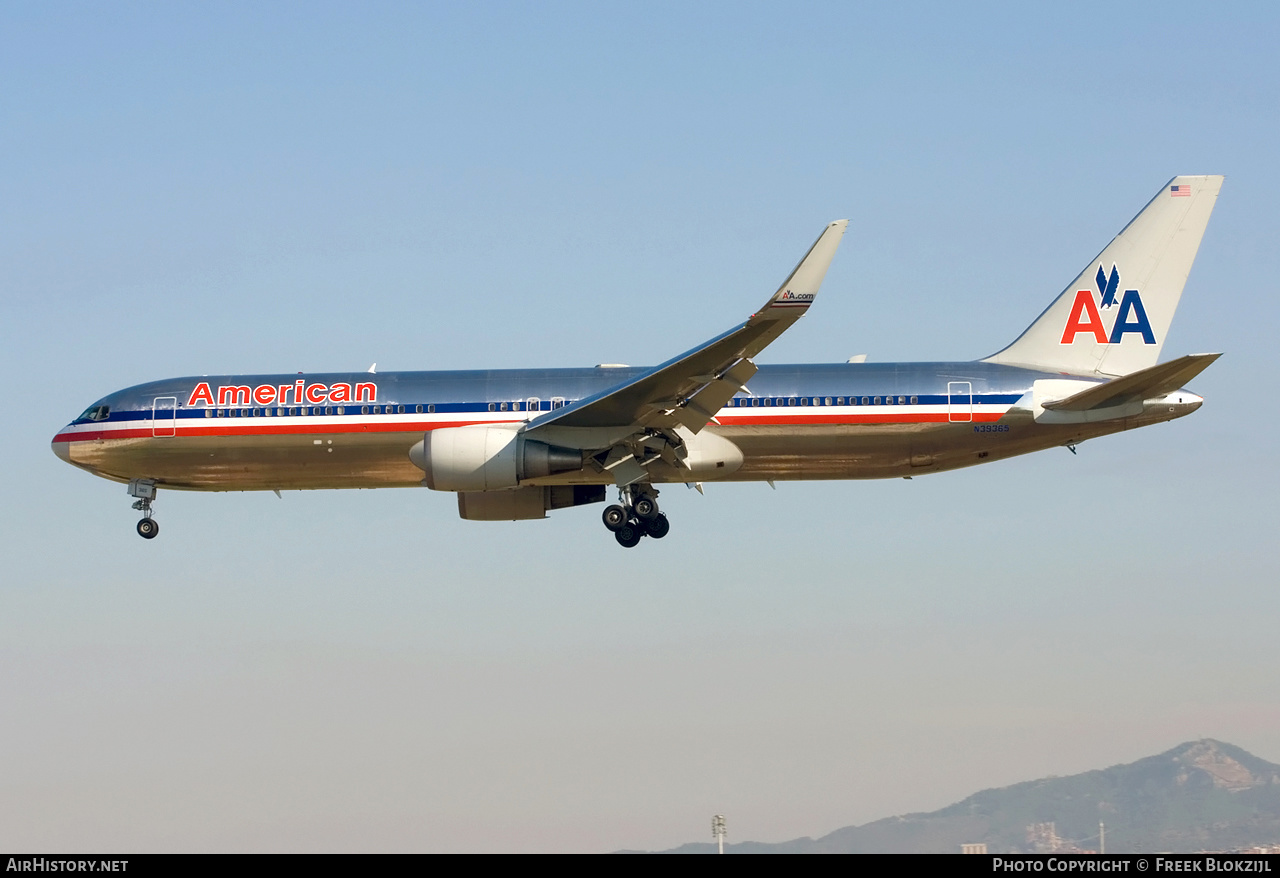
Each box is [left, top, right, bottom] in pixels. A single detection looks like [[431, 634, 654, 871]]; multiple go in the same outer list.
[[3, 1, 1278, 852]]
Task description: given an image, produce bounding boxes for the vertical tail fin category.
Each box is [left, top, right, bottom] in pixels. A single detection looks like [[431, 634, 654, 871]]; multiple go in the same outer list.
[[984, 175, 1223, 376]]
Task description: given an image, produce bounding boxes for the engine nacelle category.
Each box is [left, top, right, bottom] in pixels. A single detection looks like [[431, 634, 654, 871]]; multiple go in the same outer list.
[[409, 425, 583, 492]]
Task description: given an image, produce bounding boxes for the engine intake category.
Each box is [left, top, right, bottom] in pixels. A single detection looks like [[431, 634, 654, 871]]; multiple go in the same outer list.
[[409, 425, 583, 491]]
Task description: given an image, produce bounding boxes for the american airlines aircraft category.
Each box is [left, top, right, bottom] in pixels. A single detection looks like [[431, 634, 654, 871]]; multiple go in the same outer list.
[[53, 176, 1223, 547]]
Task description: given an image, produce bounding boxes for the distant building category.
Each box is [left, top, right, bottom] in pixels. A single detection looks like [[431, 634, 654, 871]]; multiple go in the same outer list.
[[961, 843, 988, 854], [1027, 822, 1063, 853]]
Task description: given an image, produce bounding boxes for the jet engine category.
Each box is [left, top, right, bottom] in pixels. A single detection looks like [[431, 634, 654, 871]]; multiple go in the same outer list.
[[409, 425, 583, 491]]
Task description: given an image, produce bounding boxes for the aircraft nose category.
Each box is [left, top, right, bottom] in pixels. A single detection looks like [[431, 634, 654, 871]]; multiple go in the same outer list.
[[51, 436, 72, 463]]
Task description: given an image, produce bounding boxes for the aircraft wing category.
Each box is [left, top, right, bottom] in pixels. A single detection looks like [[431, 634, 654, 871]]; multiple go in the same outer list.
[[523, 220, 848, 437]]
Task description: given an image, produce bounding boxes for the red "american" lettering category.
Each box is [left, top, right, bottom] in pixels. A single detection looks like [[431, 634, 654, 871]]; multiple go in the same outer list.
[[187, 381, 377, 408]]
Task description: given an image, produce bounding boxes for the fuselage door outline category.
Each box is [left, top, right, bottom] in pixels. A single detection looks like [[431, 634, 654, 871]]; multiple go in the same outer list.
[[947, 382, 973, 423], [152, 396, 178, 437]]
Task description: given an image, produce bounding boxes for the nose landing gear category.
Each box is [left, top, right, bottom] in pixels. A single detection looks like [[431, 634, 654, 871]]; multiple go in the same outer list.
[[601, 486, 668, 548], [129, 479, 159, 540]]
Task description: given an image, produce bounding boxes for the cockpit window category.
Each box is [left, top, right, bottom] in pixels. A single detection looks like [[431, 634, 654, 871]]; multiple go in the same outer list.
[[79, 405, 110, 422]]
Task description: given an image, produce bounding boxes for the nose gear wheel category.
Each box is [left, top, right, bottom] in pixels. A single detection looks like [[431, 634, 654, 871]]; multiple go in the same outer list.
[[128, 479, 159, 540]]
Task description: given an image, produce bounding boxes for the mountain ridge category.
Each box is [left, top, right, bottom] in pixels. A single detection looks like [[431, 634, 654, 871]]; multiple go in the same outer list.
[[628, 740, 1280, 854]]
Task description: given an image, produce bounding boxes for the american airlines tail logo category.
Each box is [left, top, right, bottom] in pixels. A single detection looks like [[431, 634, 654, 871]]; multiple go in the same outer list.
[[1060, 264, 1156, 345]]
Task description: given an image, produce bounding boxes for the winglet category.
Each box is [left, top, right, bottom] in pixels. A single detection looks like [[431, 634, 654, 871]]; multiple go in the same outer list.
[[759, 220, 848, 315]]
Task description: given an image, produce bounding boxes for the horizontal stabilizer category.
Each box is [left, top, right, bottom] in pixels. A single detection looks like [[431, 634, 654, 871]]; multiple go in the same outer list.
[[1042, 353, 1220, 412]]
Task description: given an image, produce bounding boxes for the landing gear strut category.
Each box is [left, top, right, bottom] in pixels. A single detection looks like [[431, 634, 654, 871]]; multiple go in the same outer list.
[[129, 479, 159, 540], [602, 485, 668, 547]]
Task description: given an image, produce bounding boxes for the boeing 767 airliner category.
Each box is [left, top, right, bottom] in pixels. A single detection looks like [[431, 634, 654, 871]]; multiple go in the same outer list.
[[53, 176, 1223, 547]]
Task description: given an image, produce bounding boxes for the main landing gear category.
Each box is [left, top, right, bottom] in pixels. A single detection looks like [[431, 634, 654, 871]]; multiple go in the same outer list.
[[601, 485, 669, 548], [129, 479, 159, 540]]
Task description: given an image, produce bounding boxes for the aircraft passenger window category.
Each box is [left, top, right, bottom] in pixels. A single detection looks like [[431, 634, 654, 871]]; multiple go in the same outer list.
[[488, 403, 496, 412], [751, 398, 760, 407], [886, 397, 893, 405], [361, 406, 369, 415], [427, 404, 435, 413], [398, 405, 405, 414], [204, 409, 212, 418], [800, 397, 809, 406], [325, 406, 333, 415], [860, 397, 868, 405], [416, 405, 423, 413], [873, 397, 881, 405], [910, 396, 918, 405], [336, 406, 345, 415], [786, 398, 794, 406], [500, 402, 508, 411], [826, 397, 833, 406], [899, 396, 906, 405]]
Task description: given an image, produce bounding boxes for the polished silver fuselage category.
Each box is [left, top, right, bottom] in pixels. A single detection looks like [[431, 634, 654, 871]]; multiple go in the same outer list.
[[52, 361, 1202, 492]]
